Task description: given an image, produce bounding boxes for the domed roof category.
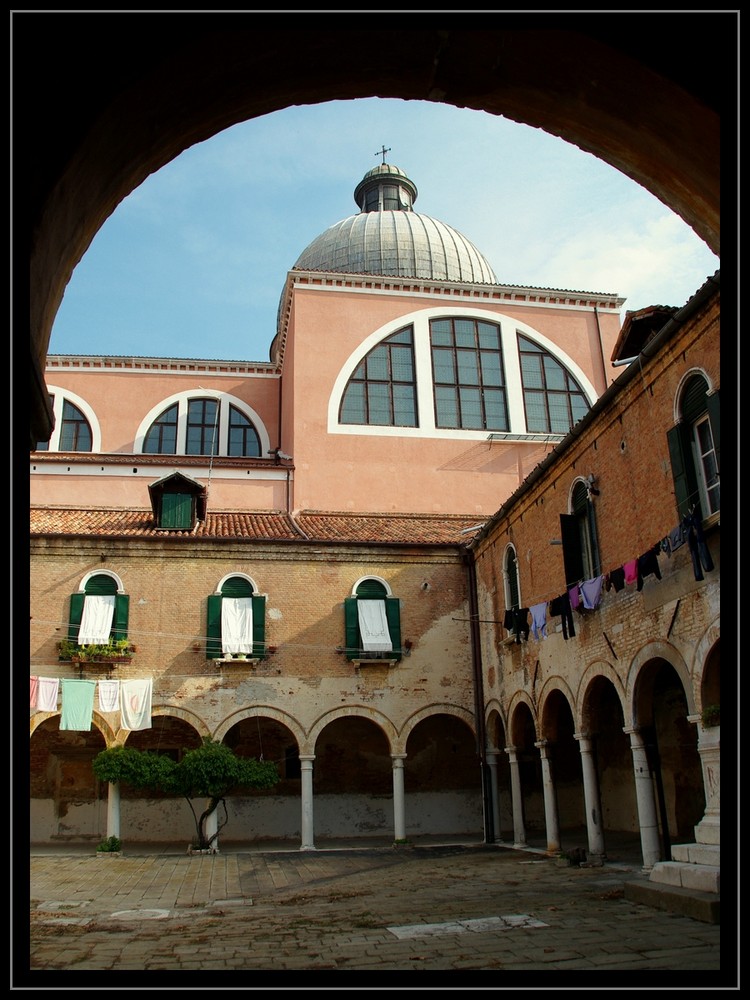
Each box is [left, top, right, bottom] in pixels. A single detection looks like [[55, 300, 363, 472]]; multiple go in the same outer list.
[[292, 161, 498, 285]]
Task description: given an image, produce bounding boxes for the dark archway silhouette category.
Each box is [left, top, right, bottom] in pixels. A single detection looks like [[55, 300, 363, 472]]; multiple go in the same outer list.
[[20, 13, 731, 446]]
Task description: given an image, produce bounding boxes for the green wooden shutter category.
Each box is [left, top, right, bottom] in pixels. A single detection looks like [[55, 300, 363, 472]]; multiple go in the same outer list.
[[161, 493, 192, 529], [560, 513, 584, 587], [252, 594, 266, 659], [344, 597, 360, 660], [84, 574, 117, 595], [667, 423, 697, 519], [707, 391, 720, 474], [206, 594, 223, 659], [68, 593, 85, 641], [385, 597, 401, 660], [112, 594, 130, 641]]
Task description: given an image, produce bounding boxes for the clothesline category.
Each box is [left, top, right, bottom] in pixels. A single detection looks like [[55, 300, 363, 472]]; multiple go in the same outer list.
[[505, 508, 713, 627], [30, 676, 154, 732]]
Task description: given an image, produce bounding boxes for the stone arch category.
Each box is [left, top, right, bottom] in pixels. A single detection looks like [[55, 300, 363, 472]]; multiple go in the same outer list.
[[691, 616, 721, 714], [577, 659, 627, 731], [214, 705, 305, 749], [484, 698, 506, 750], [505, 691, 538, 744], [29, 710, 116, 745], [306, 705, 398, 756], [399, 703, 475, 755], [537, 676, 576, 740], [627, 640, 693, 726], [28, 19, 725, 445]]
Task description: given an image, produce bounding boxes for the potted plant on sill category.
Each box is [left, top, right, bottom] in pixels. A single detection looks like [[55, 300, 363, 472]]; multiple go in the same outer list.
[[58, 638, 134, 663]]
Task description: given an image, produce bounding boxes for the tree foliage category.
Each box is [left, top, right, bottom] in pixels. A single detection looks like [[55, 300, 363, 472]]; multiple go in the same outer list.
[[92, 738, 279, 850]]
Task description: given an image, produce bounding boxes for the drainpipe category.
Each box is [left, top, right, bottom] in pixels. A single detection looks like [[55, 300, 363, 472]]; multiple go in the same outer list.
[[464, 549, 493, 843]]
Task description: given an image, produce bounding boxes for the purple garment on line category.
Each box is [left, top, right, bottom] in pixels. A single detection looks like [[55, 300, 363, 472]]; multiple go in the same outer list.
[[529, 602, 548, 640], [580, 575, 604, 610]]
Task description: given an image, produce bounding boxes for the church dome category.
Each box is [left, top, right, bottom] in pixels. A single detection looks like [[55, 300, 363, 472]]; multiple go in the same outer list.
[[292, 161, 498, 285]]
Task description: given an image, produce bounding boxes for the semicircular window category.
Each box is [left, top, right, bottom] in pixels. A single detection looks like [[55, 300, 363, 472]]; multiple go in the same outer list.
[[59, 400, 93, 452], [518, 334, 590, 433], [340, 326, 417, 427]]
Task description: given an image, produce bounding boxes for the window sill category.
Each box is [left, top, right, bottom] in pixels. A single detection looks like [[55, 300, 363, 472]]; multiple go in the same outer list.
[[500, 634, 526, 647], [352, 658, 399, 668], [213, 657, 261, 667]]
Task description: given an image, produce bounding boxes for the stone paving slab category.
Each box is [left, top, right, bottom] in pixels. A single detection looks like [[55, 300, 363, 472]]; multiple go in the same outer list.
[[19, 844, 735, 987]]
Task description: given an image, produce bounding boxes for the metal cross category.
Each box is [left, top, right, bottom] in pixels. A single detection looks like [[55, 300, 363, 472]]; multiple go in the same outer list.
[[374, 145, 391, 165]]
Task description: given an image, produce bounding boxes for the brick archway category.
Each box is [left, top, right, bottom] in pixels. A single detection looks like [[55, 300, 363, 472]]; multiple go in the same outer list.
[[23, 16, 729, 445]]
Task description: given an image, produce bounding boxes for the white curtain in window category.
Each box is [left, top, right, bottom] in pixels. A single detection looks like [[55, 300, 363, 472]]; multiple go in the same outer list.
[[357, 599, 392, 652], [77, 594, 116, 645], [221, 597, 254, 655]]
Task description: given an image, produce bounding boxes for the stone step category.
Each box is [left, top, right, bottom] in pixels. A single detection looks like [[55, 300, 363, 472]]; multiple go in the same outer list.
[[648, 860, 720, 894], [671, 842, 720, 866], [624, 879, 720, 924]]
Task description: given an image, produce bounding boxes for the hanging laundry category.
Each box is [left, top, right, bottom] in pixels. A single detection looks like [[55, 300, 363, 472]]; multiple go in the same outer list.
[[684, 510, 715, 581], [623, 559, 639, 586], [606, 567, 626, 593], [637, 545, 662, 591], [568, 584, 582, 610], [503, 608, 530, 643], [581, 575, 605, 610], [549, 592, 575, 640], [77, 593, 116, 645], [668, 522, 687, 553], [60, 678, 96, 731], [529, 602, 548, 640], [36, 676, 60, 712], [30, 675, 39, 709], [121, 678, 153, 731], [660, 536, 672, 557], [98, 678, 121, 713]]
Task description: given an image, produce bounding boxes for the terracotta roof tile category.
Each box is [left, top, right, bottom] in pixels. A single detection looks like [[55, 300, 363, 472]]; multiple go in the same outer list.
[[30, 507, 483, 546]]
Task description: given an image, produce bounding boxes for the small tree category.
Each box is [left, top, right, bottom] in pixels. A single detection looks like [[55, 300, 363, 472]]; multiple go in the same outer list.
[[92, 738, 279, 851]]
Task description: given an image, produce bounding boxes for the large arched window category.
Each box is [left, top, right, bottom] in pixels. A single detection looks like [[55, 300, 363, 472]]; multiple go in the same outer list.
[[340, 326, 417, 427], [35, 391, 98, 452], [518, 334, 589, 433], [332, 310, 595, 438], [667, 373, 720, 520], [140, 393, 267, 457]]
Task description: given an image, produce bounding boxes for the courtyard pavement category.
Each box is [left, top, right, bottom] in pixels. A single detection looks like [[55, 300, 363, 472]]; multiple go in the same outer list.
[[19, 837, 735, 989]]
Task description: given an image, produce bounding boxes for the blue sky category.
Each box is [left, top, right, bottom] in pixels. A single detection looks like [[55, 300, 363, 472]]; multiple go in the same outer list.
[[48, 98, 721, 364]]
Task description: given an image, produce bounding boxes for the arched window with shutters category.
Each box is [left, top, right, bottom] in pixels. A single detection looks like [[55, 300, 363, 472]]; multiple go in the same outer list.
[[503, 544, 520, 611], [67, 571, 129, 647], [206, 574, 267, 661], [667, 372, 720, 520], [560, 480, 601, 587], [343, 577, 402, 662]]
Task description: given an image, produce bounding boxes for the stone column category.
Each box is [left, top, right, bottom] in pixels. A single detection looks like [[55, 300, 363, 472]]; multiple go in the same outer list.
[[300, 755, 315, 851], [485, 749, 503, 843], [504, 745, 527, 848], [391, 754, 407, 842], [106, 780, 120, 840], [574, 732, 606, 858], [535, 740, 560, 854], [624, 726, 661, 871], [205, 802, 219, 851], [693, 719, 720, 846]]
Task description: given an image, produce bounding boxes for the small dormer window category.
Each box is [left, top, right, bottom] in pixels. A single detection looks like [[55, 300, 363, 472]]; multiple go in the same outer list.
[[148, 471, 206, 532]]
